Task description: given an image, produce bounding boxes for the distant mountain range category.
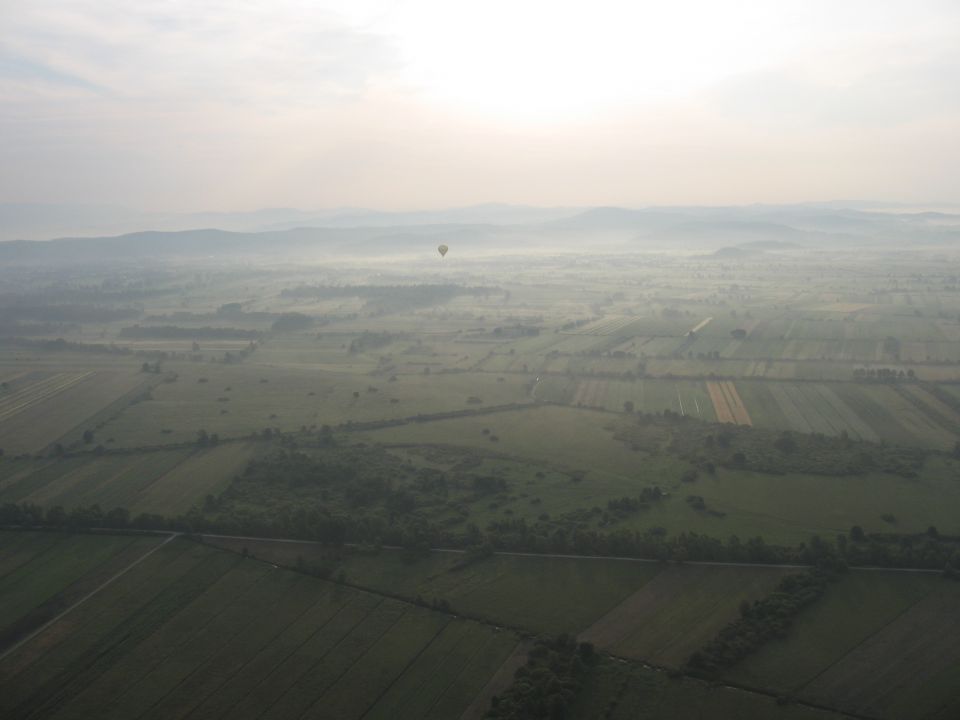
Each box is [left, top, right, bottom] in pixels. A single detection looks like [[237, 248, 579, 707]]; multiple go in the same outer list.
[[0, 203, 585, 242], [1, 203, 958, 265]]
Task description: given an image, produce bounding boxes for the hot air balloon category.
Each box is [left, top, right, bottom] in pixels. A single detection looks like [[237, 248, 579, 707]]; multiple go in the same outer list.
[[438, 244, 449, 258]]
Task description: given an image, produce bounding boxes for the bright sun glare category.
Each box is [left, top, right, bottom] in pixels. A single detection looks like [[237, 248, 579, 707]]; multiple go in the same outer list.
[[373, 1, 806, 123]]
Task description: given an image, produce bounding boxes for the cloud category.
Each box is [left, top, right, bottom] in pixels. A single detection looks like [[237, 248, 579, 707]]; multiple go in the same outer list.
[[1, 1, 959, 210], [0, 1, 400, 107], [712, 42, 960, 129]]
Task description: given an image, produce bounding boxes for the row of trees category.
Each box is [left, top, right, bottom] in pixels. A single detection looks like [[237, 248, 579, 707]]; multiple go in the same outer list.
[[687, 567, 837, 673], [852, 367, 915, 381], [4, 494, 957, 575]]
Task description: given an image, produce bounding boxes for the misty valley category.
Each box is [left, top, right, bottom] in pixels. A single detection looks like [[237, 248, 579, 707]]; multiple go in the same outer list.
[[1, 205, 959, 719]]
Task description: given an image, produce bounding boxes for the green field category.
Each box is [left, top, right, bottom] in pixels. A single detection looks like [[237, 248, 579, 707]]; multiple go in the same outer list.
[[0, 368, 149, 454], [580, 564, 794, 666], [92, 363, 534, 448], [572, 659, 847, 720], [729, 571, 960, 720], [203, 537, 660, 635], [0, 443, 260, 515], [0, 532, 164, 648], [0, 534, 519, 720]]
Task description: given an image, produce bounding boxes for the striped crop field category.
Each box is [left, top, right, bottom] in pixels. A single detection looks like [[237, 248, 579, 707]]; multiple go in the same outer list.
[[706, 381, 752, 425], [0, 443, 261, 516], [729, 571, 960, 720], [0, 372, 95, 424], [0, 535, 518, 720], [567, 316, 639, 336], [0, 369, 149, 454]]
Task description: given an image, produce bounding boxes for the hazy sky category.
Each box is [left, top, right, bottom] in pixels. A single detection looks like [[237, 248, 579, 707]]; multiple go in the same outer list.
[[2, 0, 959, 211]]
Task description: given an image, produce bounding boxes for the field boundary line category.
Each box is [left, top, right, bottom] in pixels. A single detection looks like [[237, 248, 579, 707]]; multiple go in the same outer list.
[[0, 532, 178, 664], [603, 650, 873, 720], [214, 600, 361, 720], [796, 590, 934, 696], [43, 371, 169, 454], [295, 601, 408, 720], [178, 588, 349, 720], [197, 534, 947, 574], [0, 372, 95, 423], [419, 631, 496, 719], [358, 618, 452, 720], [395, 625, 480, 717], [133, 567, 332, 720], [254, 597, 386, 720], [102, 556, 278, 719]]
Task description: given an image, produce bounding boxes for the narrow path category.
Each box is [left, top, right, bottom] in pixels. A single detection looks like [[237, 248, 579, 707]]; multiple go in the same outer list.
[[0, 532, 179, 663]]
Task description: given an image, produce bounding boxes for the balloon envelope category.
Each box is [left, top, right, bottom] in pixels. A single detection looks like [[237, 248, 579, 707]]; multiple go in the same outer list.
[[438, 244, 448, 257]]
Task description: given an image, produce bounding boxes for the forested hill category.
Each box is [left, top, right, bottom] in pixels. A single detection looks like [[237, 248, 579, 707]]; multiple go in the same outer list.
[[1, 205, 958, 265]]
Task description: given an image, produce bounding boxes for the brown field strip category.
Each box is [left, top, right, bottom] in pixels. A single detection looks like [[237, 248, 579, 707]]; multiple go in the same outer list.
[[572, 380, 589, 405], [587, 379, 605, 407], [574, 379, 604, 407], [706, 381, 735, 424], [721, 381, 752, 426], [0, 372, 96, 423]]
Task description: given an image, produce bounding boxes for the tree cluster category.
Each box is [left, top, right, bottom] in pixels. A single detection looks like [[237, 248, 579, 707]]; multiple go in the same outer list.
[[486, 636, 595, 720]]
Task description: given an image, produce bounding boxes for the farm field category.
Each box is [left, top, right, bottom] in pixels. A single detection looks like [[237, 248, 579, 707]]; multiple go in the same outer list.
[[580, 564, 794, 666], [571, 659, 847, 720], [537, 377, 718, 419], [94, 362, 534, 448], [0, 443, 261, 515], [0, 369, 148, 454], [185, 539, 960, 719], [0, 533, 519, 720], [706, 380, 752, 425], [0, 532, 164, 651], [732, 381, 959, 449], [728, 570, 960, 720], [202, 537, 660, 635], [537, 374, 960, 449]]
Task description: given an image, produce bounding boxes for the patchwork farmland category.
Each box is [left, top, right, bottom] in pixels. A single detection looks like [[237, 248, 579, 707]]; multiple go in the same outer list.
[[3, 212, 960, 718], [201, 537, 960, 720]]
